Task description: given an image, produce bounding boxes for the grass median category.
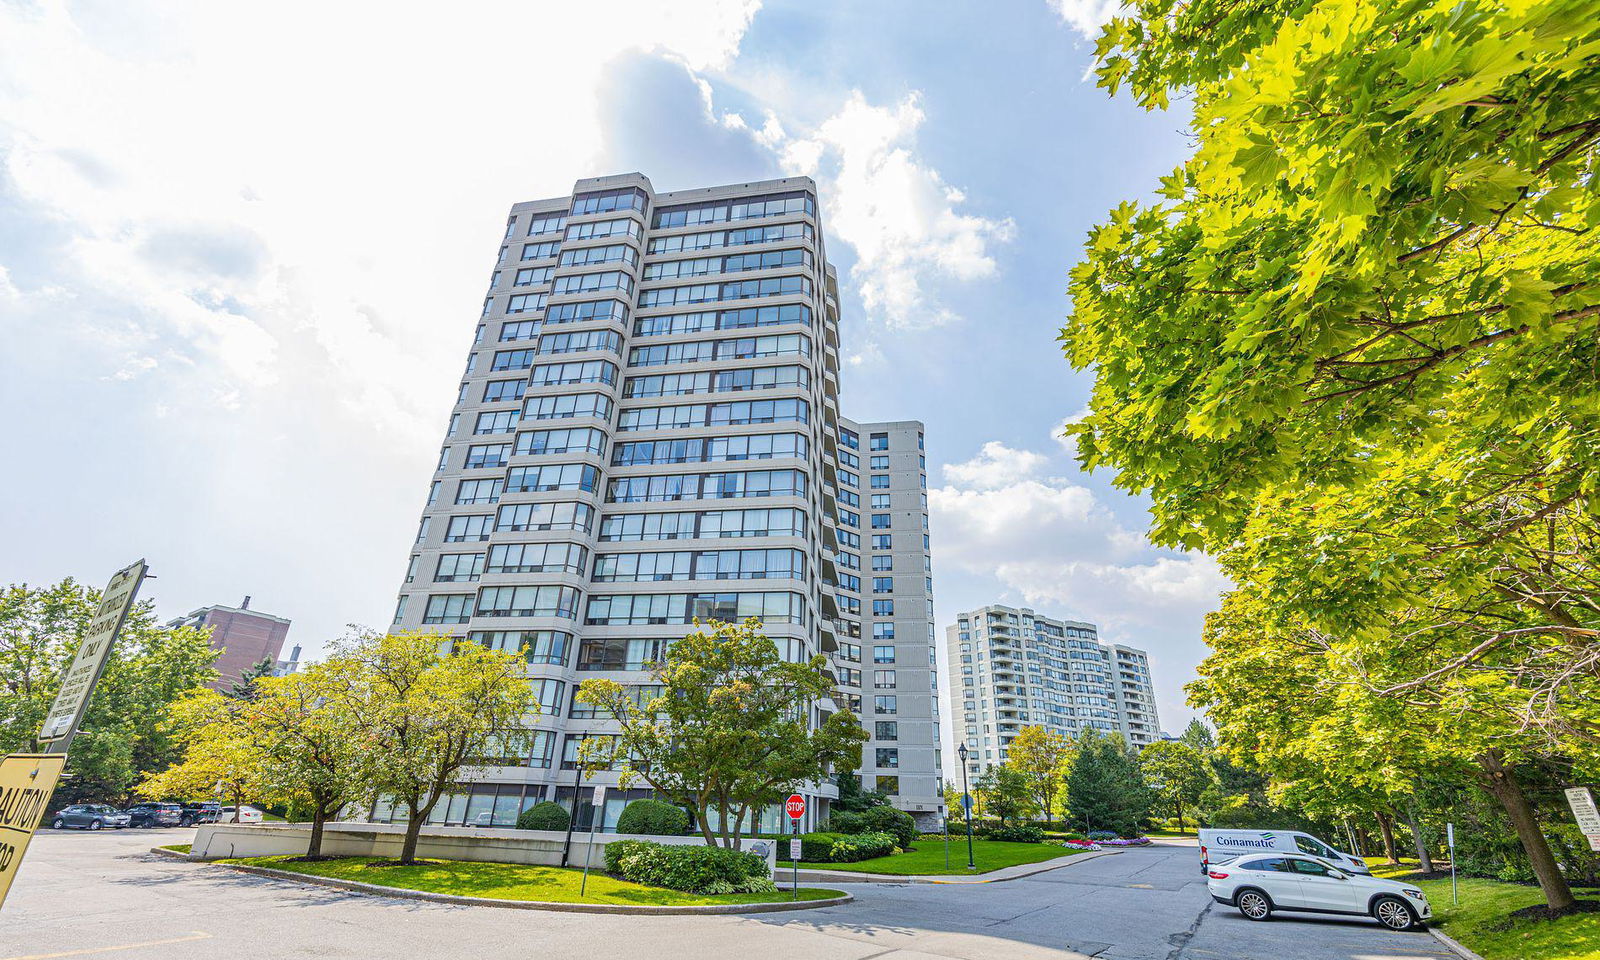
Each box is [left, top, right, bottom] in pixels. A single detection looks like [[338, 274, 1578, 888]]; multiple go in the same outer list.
[[779, 839, 1083, 876], [219, 855, 843, 907], [1368, 859, 1600, 960]]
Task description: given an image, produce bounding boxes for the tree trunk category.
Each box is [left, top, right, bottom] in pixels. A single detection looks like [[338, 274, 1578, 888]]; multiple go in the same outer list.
[[1480, 751, 1575, 911], [695, 802, 719, 847], [1405, 802, 1434, 873], [308, 809, 327, 858], [401, 801, 425, 864], [1175, 801, 1185, 834], [1376, 811, 1399, 864]]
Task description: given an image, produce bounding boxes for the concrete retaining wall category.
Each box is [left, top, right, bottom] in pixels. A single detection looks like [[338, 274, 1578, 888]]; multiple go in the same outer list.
[[191, 822, 778, 872]]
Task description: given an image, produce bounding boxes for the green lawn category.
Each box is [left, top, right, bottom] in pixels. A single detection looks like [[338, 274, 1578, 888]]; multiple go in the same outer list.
[[219, 856, 842, 907], [159, 843, 191, 853], [1367, 858, 1600, 960], [779, 839, 1081, 876]]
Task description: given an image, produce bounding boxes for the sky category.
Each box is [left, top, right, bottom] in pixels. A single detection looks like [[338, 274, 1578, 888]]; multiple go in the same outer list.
[[0, 0, 1227, 737]]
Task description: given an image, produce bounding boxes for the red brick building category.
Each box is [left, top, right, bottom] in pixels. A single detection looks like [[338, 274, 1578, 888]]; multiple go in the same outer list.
[[167, 598, 293, 691]]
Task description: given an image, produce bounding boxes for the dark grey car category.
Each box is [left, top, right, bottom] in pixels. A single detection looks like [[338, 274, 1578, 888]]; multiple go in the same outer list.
[[50, 804, 127, 830], [123, 802, 183, 828]]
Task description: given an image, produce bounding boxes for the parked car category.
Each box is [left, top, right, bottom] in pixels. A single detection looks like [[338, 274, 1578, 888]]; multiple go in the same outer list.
[[1206, 853, 1430, 930], [219, 805, 265, 824], [123, 802, 183, 828], [179, 802, 221, 827], [50, 804, 127, 831], [1198, 828, 1371, 876]]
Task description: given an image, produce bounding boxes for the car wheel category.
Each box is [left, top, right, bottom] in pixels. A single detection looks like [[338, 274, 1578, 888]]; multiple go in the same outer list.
[[1373, 896, 1417, 931], [89, 820, 102, 831], [52, 818, 65, 829], [1236, 889, 1273, 921]]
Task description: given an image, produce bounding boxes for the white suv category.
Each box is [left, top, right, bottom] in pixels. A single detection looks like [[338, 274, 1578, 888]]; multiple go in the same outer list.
[[1206, 854, 1430, 930]]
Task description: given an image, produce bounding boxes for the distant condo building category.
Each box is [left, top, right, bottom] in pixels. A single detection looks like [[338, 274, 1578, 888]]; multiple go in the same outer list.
[[167, 597, 295, 691], [945, 604, 1159, 776], [386, 173, 943, 830]]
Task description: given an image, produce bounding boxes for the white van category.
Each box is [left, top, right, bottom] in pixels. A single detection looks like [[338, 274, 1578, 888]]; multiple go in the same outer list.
[[1198, 829, 1370, 876]]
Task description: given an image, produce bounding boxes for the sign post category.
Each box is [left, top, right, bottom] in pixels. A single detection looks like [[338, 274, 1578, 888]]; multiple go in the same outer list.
[[961, 793, 976, 870], [3, 560, 146, 912], [1447, 822, 1457, 906], [786, 793, 804, 901], [40, 560, 148, 753], [579, 785, 606, 897], [0, 754, 69, 910], [1563, 787, 1600, 853]]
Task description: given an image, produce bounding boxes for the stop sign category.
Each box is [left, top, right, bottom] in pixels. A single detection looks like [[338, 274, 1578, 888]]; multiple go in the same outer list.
[[786, 794, 805, 820]]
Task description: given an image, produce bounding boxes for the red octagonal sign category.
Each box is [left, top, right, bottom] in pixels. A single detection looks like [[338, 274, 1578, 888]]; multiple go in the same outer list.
[[786, 794, 805, 820]]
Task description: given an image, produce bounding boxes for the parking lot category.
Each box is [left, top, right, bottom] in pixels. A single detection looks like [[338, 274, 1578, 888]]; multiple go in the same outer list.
[[1, 830, 1458, 960]]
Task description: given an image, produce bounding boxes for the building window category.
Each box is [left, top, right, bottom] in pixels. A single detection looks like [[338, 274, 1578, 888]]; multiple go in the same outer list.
[[874, 695, 897, 715], [435, 553, 485, 583], [875, 721, 898, 741], [876, 776, 899, 795], [873, 645, 896, 664], [870, 474, 890, 489], [869, 433, 888, 451], [871, 555, 892, 571], [873, 599, 894, 616], [422, 594, 474, 624], [872, 622, 895, 640], [871, 513, 891, 529], [875, 748, 899, 769], [874, 670, 896, 689], [872, 577, 893, 594], [871, 534, 892, 550]]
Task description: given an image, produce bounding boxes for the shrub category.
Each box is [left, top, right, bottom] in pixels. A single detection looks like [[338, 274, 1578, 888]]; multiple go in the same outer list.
[[516, 801, 570, 832], [800, 832, 846, 862], [1058, 831, 1089, 842], [859, 806, 917, 850], [827, 831, 898, 863], [987, 825, 1045, 843], [827, 811, 867, 835], [604, 839, 769, 894], [1087, 830, 1118, 841], [615, 799, 688, 837]]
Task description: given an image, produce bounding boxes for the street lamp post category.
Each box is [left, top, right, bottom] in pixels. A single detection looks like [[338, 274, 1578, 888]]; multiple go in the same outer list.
[[957, 743, 975, 870]]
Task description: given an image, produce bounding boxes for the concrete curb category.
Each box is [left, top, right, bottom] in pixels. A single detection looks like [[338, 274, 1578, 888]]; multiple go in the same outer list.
[[150, 846, 194, 860], [1427, 926, 1487, 960], [154, 850, 852, 915], [791, 847, 1121, 885]]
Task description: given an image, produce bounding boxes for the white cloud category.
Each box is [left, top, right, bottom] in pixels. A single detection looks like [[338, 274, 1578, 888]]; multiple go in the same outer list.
[[763, 91, 1014, 330], [941, 440, 1049, 490], [1047, 0, 1124, 40]]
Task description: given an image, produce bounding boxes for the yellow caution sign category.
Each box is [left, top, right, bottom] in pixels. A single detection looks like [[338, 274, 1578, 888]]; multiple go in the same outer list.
[[0, 753, 68, 910]]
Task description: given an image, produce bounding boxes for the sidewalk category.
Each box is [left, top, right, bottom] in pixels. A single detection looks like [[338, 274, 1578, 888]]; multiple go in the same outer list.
[[793, 847, 1120, 884]]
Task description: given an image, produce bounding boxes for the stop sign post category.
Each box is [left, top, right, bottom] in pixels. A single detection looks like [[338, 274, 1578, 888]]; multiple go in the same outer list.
[[786, 794, 804, 901]]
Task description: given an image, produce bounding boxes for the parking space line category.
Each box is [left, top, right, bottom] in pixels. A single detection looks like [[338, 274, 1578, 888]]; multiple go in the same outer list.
[[1, 932, 211, 960]]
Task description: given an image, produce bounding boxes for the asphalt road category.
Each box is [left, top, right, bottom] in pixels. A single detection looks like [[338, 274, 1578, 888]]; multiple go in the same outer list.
[[0, 829, 1457, 960]]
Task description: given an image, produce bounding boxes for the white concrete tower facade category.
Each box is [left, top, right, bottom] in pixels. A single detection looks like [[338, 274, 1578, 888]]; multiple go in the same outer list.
[[829, 418, 943, 826], [386, 173, 938, 831], [945, 604, 1160, 779]]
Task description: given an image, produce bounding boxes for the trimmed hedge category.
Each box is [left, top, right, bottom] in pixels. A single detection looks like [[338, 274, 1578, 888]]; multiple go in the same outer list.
[[604, 838, 775, 894], [800, 832, 846, 862], [516, 801, 570, 831], [615, 799, 688, 837], [986, 825, 1045, 843]]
